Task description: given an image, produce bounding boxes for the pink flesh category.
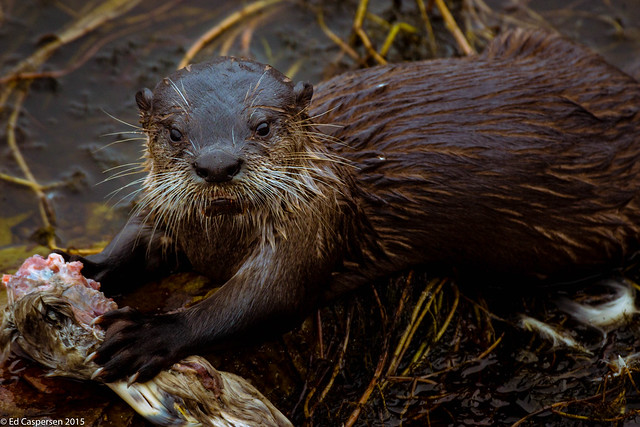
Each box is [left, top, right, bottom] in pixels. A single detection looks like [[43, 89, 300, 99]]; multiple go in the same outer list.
[[2, 254, 116, 326]]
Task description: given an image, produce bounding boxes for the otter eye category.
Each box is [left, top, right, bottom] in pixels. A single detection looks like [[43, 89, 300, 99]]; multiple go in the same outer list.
[[256, 122, 270, 137], [169, 128, 183, 142]]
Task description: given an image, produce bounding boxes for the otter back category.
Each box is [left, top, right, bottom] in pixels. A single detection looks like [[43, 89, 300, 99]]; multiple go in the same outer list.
[[312, 29, 640, 285]]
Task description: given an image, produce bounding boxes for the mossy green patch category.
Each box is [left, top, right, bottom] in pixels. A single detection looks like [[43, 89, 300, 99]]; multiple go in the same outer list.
[[0, 245, 50, 274], [0, 213, 32, 246]]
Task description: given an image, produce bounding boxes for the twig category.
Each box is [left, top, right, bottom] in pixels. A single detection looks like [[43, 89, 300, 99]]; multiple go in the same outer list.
[[386, 376, 438, 384], [219, 24, 248, 57], [433, 282, 459, 342], [352, 0, 387, 65], [1, 0, 145, 250], [433, 0, 475, 55], [542, 8, 624, 33], [0, 172, 40, 190], [401, 281, 459, 376], [317, 7, 360, 61], [344, 324, 390, 427], [316, 309, 325, 359], [178, 0, 286, 69], [379, 23, 418, 58], [416, 0, 437, 55], [0, 0, 143, 96], [6, 90, 57, 248], [304, 306, 354, 419], [370, 282, 387, 324], [386, 278, 446, 377], [344, 274, 414, 427], [1, 0, 182, 86], [418, 334, 503, 381], [284, 58, 305, 79], [510, 384, 636, 427]]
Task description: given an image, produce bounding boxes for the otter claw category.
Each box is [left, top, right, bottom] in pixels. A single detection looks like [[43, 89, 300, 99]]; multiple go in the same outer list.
[[91, 316, 103, 326], [84, 351, 98, 364], [127, 372, 140, 387], [91, 367, 105, 380]]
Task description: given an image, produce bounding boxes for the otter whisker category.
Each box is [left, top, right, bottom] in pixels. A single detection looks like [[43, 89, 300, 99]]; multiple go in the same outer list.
[[99, 170, 147, 186], [297, 130, 350, 148], [101, 109, 143, 130], [103, 178, 145, 196], [296, 122, 343, 129], [251, 171, 337, 237], [167, 77, 190, 112], [138, 173, 189, 253], [254, 171, 322, 213], [296, 129, 344, 142], [100, 130, 147, 137], [245, 70, 269, 110], [93, 137, 148, 152], [299, 104, 341, 122], [101, 163, 146, 176], [276, 166, 347, 197], [286, 152, 355, 168], [103, 162, 146, 173], [107, 188, 144, 209]]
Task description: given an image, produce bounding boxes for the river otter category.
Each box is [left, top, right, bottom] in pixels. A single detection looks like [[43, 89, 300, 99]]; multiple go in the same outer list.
[[65, 29, 640, 383]]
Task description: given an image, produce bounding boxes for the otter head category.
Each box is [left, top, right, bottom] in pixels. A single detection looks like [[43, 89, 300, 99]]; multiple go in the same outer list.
[[134, 57, 317, 226]]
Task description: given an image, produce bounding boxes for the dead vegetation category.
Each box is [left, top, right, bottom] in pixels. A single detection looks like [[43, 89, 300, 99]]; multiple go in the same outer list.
[[1, 0, 639, 425]]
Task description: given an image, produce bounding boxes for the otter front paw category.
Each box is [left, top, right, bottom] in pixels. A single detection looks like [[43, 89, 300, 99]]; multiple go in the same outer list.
[[93, 307, 189, 383]]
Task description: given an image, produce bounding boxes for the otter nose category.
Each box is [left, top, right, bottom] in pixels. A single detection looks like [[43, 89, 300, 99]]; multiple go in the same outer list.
[[193, 150, 243, 183]]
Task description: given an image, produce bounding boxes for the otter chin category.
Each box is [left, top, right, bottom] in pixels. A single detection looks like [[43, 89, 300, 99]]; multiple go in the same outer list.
[[202, 198, 242, 216], [60, 28, 640, 384]]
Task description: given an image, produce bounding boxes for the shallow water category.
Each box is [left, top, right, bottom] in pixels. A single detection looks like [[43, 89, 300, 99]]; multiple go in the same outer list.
[[1, 0, 640, 425]]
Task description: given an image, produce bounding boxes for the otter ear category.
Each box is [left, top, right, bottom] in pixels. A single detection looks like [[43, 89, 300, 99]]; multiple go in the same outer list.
[[135, 88, 153, 113], [293, 81, 313, 110]]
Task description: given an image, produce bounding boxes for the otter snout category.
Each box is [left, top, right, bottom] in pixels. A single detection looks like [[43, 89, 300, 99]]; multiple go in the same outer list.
[[193, 150, 244, 183]]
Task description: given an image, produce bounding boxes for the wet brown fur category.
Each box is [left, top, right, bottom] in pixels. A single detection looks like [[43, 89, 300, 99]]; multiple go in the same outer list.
[[312, 28, 640, 287]]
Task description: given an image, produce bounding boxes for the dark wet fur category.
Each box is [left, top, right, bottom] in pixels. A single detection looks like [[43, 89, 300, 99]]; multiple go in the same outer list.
[[63, 29, 640, 381], [312, 29, 640, 287]]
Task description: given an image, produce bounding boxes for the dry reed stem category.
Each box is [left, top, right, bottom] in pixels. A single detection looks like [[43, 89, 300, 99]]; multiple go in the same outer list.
[[401, 282, 459, 376], [352, 0, 387, 65], [414, 333, 503, 382], [6, 90, 57, 248], [2, 28, 128, 85], [0, 172, 39, 190], [6, 92, 39, 188], [379, 22, 418, 57], [303, 306, 353, 419], [543, 9, 624, 33], [434, 0, 475, 55], [219, 24, 248, 57], [178, 0, 285, 69], [316, 310, 325, 359], [386, 278, 446, 377], [1, 0, 182, 86], [1, 0, 145, 251], [433, 282, 458, 342], [317, 8, 360, 61], [415, 0, 437, 55], [219, 6, 282, 58], [344, 274, 414, 427], [284, 58, 305, 79], [363, 13, 419, 58], [0, 0, 143, 93], [511, 384, 640, 426], [465, 0, 552, 35]]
